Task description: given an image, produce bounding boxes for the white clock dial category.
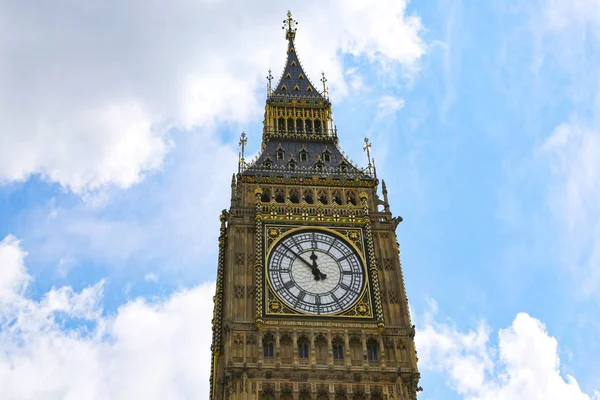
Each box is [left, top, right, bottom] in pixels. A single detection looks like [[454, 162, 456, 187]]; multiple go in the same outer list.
[[267, 230, 365, 315]]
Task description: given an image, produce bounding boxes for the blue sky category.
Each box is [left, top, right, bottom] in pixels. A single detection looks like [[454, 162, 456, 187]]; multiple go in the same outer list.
[[1, 0, 599, 399]]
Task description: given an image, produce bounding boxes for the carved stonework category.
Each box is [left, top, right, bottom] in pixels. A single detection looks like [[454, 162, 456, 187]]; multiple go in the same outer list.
[[210, 11, 420, 400]]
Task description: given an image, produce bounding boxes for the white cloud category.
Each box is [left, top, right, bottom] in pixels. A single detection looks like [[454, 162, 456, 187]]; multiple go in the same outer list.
[[537, 121, 600, 296], [416, 304, 599, 399], [0, 235, 215, 400], [377, 95, 405, 116], [144, 273, 158, 283], [0, 235, 30, 305], [0, 0, 425, 193]]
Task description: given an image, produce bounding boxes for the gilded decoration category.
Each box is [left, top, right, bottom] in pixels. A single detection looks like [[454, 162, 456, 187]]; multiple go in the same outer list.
[[261, 224, 377, 320]]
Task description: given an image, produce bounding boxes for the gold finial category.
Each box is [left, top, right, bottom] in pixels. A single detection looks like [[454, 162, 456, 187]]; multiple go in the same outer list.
[[320, 72, 329, 99], [238, 131, 247, 173], [266, 69, 273, 98], [363, 137, 373, 176], [282, 10, 298, 40]]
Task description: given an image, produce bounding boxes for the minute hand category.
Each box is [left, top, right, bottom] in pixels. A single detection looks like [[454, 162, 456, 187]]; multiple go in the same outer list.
[[282, 244, 324, 279], [281, 243, 313, 269]]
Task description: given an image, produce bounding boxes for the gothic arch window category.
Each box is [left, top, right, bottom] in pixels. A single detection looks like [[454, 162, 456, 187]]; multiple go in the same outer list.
[[367, 338, 379, 363], [305, 119, 313, 133], [332, 338, 344, 364], [317, 190, 328, 205], [302, 189, 314, 204], [298, 335, 309, 362], [261, 188, 271, 203], [261, 394, 275, 400], [280, 334, 293, 364], [317, 394, 329, 400], [289, 189, 300, 204], [276, 148, 285, 160], [314, 120, 322, 134], [278, 117, 285, 132], [347, 191, 357, 206], [296, 119, 304, 133], [332, 191, 342, 205], [371, 392, 383, 400], [263, 333, 275, 359], [315, 334, 327, 365], [287, 117, 294, 133], [299, 393, 311, 400], [274, 188, 285, 203], [263, 156, 272, 170], [323, 149, 331, 163], [349, 336, 362, 366], [299, 149, 308, 162], [339, 161, 348, 173]]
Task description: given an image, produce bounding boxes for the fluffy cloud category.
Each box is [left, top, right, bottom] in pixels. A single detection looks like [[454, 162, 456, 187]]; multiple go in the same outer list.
[[538, 122, 600, 295], [0, 0, 425, 193], [416, 302, 599, 399], [0, 235, 215, 400]]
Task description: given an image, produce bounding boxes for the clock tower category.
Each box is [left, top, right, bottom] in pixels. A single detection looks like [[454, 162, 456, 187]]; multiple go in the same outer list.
[[210, 11, 421, 400]]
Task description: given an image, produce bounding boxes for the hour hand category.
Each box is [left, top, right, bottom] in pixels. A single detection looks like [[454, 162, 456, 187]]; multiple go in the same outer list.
[[309, 251, 327, 280]]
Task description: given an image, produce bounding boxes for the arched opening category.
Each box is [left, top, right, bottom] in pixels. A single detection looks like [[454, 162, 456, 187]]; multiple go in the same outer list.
[[314, 120, 322, 134], [296, 119, 304, 133], [332, 191, 342, 205], [315, 334, 327, 365], [280, 334, 293, 364], [278, 117, 285, 133], [261, 188, 271, 203], [347, 191, 357, 206], [303, 189, 314, 204], [263, 333, 275, 362], [289, 189, 300, 204], [298, 335, 310, 364], [332, 338, 344, 365], [274, 189, 285, 203], [287, 118, 294, 133], [305, 119, 313, 134], [350, 336, 363, 366], [367, 338, 379, 366], [317, 191, 328, 205]]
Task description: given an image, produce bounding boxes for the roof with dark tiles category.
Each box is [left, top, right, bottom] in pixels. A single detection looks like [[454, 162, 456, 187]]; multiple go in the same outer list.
[[271, 12, 324, 100]]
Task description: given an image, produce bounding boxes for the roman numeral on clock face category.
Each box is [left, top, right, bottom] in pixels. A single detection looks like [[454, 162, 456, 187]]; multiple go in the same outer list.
[[284, 280, 295, 289]]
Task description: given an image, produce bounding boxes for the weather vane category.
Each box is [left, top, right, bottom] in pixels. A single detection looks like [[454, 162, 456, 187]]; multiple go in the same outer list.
[[363, 137, 373, 176], [238, 131, 247, 173]]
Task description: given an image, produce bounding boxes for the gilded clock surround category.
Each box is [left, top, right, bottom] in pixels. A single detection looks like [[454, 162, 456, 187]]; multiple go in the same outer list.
[[209, 11, 421, 400], [263, 225, 374, 319]]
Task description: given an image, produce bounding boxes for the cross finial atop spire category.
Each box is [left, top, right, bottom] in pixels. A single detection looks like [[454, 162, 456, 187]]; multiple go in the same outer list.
[[320, 72, 329, 99], [238, 131, 248, 173], [283, 10, 298, 40], [363, 137, 373, 176]]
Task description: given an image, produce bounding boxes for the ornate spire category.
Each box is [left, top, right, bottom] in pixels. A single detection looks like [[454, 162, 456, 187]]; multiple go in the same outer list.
[[283, 10, 297, 41], [271, 11, 324, 100]]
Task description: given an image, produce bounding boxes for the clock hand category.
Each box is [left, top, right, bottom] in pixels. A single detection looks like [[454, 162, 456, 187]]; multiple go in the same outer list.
[[281, 244, 326, 280], [281, 243, 313, 269], [309, 251, 327, 281]]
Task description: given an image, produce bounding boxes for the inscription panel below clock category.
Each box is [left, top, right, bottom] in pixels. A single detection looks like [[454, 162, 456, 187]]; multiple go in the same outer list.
[[267, 229, 366, 315]]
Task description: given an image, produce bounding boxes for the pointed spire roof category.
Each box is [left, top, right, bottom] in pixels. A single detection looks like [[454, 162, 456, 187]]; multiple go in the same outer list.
[[272, 11, 325, 100]]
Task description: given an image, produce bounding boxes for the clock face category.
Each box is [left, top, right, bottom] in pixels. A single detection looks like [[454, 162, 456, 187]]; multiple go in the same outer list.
[[267, 230, 365, 315]]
